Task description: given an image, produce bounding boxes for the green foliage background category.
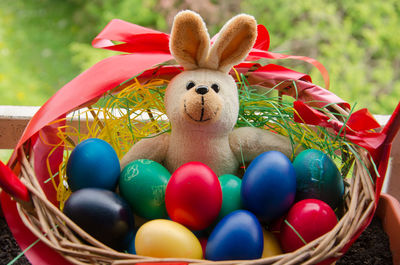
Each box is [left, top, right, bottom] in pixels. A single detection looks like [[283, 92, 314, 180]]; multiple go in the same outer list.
[[0, 0, 399, 114]]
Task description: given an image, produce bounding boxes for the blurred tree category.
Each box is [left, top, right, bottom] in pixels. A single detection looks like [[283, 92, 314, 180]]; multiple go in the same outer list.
[[0, 0, 85, 106], [242, 0, 400, 114]]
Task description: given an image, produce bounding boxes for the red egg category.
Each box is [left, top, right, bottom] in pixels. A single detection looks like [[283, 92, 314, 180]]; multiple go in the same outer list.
[[199, 237, 208, 258], [280, 199, 338, 252], [165, 162, 222, 230]]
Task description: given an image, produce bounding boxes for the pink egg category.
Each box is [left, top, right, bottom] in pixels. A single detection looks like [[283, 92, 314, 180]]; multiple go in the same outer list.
[[165, 162, 222, 230], [280, 199, 338, 252]]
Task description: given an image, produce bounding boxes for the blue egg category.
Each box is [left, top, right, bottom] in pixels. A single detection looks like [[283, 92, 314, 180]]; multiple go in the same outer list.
[[66, 138, 120, 191], [206, 210, 263, 261], [241, 151, 296, 222], [127, 230, 137, 254], [293, 149, 344, 210], [63, 188, 135, 250]]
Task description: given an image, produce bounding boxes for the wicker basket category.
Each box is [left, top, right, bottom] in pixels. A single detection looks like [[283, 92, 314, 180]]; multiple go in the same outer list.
[[8, 99, 376, 265], [1, 18, 398, 265]]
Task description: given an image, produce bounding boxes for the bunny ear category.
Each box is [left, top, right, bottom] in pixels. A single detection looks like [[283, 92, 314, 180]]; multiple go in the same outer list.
[[205, 14, 257, 73], [170, 10, 210, 70]]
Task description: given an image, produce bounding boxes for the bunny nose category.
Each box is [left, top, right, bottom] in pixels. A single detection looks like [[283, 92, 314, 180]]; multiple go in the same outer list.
[[195, 86, 209, 95]]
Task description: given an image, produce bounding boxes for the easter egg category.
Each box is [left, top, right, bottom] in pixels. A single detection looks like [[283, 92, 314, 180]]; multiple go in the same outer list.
[[63, 188, 135, 250], [205, 210, 263, 261], [218, 174, 242, 220], [66, 138, 120, 191], [241, 151, 296, 222], [199, 237, 208, 258], [262, 229, 282, 258], [293, 149, 344, 210], [280, 199, 338, 252], [127, 230, 137, 254], [135, 219, 203, 259], [165, 162, 222, 230], [119, 159, 171, 219]]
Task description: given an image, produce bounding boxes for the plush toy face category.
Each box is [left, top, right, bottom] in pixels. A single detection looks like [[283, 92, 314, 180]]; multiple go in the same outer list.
[[165, 68, 239, 132]]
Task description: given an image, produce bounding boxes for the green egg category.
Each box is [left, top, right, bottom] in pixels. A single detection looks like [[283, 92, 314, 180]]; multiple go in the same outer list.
[[119, 159, 171, 219], [293, 149, 344, 210], [218, 174, 242, 220]]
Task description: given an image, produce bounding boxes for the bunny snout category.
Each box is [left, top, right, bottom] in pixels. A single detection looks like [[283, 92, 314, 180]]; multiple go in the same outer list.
[[182, 85, 223, 123]]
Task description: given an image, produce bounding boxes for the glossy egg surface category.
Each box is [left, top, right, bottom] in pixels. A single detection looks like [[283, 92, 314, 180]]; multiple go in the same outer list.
[[205, 210, 263, 261], [135, 219, 203, 259], [63, 188, 134, 250], [279, 199, 338, 252], [119, 159, 171, 219], [66, 138, 120, 191], [241, 151, 296, 222], [165, 162, 222, 230], [293, 149, 344, 210], [218, 174, 242, 220]]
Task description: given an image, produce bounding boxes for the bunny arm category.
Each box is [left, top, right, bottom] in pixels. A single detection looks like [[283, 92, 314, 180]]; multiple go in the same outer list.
[[229, 127, 298, 163], [120, 133, 170, 170]]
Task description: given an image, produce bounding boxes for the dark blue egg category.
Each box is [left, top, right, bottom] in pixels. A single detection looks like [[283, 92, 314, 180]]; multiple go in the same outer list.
[[293, 149, 344, 210], [205, 210, 263, 261], [63, 188, 135, 250], [241, 151, 296, 222], [127, 230, 137, 254], [66, 138, 120, 191]]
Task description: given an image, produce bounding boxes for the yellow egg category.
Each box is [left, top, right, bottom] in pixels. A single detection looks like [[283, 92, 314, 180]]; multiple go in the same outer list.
[[135, 219, 203, 259], [262, 229, 283, 258]]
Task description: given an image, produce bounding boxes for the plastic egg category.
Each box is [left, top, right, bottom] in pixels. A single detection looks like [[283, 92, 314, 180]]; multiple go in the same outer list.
[[241, 151, 296, 222], [63, 188, 134, 250], [66, 138, 120, 191], [135, 219, 203, 259], [218, 174, 242, 220], [293, 149, 344, 210], [206, 210, 263, 261], [262, 229, 282, 258], [119, 159, 171, 219], [165, 162, 222, 230], [279, 199, 338, 252]]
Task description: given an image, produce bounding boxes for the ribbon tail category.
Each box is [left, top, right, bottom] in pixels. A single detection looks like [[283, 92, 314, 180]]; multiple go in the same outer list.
[[374, 101, 400, 199], [248, 49, 330, 90]]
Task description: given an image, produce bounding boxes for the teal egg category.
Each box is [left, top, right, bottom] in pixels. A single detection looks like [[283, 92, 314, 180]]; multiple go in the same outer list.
[[119, 159, 171, 219], [293, 149, 344, 210], [218, 174, 242, 220]]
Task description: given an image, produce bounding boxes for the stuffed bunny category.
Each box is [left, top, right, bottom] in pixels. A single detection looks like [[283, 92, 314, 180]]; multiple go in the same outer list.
[[120, 10, 298, 176]]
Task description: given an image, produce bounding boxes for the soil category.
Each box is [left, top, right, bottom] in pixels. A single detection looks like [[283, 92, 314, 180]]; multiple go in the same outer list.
[[0, 216, 30, 265], [337, 217, 393, 265], [0, 215, 393, 265]]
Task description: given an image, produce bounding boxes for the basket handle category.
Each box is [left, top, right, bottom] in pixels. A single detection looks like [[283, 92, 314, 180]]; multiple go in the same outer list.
[[0, 160, 30, 202]]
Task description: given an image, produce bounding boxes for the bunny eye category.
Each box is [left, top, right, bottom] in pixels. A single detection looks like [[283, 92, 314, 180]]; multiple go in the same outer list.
[[186, 81, 196, 90], [211, 83, 220, 93]]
